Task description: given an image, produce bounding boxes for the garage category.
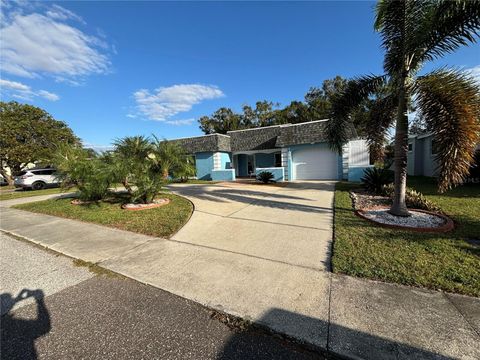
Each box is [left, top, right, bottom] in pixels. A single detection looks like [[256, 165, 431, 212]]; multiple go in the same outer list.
[[292, 145, 339, 180]]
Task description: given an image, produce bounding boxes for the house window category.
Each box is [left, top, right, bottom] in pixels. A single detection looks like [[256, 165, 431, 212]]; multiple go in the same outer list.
[[274, 153, 282, 167], [408, 143, 413, 152]]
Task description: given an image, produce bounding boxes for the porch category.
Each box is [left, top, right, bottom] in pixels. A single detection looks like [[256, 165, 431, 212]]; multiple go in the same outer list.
[[232, 150, 285, 181]]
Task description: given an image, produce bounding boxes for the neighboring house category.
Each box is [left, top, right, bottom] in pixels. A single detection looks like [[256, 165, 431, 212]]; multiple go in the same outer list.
[[407, 133, 439, 177], [408, 132, 480, 179], [171, 119, 371, 182]]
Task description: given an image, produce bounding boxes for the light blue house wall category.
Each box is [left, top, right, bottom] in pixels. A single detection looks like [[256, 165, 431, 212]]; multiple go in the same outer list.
[[195, 152, 214, 180], [212, 169, 236, 181], [220, 152, 232, 169]]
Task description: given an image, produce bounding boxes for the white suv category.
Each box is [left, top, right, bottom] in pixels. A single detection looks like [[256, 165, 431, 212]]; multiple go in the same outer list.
[[14, 168, 60, 190]]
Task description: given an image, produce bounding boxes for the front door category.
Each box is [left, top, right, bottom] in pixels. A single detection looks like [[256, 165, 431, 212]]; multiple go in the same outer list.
[[247, 155, 255, 176]]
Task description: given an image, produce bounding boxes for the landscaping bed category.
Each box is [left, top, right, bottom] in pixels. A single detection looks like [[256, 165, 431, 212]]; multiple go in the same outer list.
[[13, 192, 193, 238], [333, 178, 480, 297]]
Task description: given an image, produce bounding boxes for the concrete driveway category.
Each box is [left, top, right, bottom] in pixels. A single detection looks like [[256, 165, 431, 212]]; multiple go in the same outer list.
[[169, 181, 335, 271]]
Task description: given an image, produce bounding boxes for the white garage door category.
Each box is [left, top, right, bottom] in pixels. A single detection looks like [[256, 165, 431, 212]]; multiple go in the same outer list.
[[293, 146, 338, 180]]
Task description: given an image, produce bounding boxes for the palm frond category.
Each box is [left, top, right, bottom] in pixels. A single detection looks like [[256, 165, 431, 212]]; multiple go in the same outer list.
[[365, 94, 397, 162], [418, 0, 480, 63], [375, 0, 428, 76], [326, 74, 387, 153], [415, 68, 480, 192]]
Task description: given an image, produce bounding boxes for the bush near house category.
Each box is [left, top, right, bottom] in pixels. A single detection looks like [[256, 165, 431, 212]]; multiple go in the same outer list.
[[333, 177, 480, 297], [361, 167, 394, 194], [257, 171, 275, 184]]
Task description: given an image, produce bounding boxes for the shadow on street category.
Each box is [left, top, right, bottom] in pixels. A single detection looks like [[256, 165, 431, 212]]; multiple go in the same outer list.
[[1, 289, 51, 360]]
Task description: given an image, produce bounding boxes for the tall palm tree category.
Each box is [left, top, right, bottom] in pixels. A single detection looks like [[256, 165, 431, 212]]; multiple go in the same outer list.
[[327, 0, 480, 216], [151, 135, 194, 180]]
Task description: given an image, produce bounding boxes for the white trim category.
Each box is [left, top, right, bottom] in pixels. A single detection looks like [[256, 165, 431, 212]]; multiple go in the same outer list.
[[279, 119, 329, 127], [255, 167, 285, 171], [226, 119, 331, 134], [167, 133, 230, 141], [227, 124, 281, 133], [213, 152, 221, 170]]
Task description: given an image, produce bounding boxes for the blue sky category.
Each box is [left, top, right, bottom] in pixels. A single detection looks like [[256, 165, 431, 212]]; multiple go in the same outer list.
[[1, 1, 479, 149]]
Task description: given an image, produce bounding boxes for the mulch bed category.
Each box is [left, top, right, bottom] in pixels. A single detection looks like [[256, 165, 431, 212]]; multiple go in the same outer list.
[[350, 190, 454, 233]]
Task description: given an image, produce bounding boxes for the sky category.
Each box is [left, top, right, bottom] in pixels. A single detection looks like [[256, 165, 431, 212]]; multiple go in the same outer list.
[[1, 1, 479, 150]]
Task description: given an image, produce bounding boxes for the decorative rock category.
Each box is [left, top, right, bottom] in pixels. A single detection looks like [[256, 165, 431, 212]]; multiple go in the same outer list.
[[356, 207, 454, 233], [121, 198, 170, 211]]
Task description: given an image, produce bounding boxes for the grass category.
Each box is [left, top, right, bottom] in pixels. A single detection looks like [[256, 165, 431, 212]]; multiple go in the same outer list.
[[0, 187, 74, 201], [333, 177, 480, 297], [13, 192, 193, 238]]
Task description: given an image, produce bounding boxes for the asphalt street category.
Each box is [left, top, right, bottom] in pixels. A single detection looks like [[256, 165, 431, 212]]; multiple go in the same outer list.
[[0, 232, 323, 359]]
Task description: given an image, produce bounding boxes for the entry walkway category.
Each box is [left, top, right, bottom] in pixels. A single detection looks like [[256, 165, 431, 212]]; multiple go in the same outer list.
[[0, 182, 478, 359]]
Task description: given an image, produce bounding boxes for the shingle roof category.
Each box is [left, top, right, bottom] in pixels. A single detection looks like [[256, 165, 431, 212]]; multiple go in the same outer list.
[[171, 134, 231, 153], [228, 126, 282, 151], [169, 120, 357, 153], [276, 120, 329, 147]]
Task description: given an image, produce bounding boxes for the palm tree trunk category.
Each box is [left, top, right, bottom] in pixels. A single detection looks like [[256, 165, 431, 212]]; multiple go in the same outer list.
[[390, 77, 410, 217]]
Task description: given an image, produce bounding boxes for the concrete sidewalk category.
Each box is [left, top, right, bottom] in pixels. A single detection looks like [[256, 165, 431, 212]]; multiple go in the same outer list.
[[1, 185, 479, 359]]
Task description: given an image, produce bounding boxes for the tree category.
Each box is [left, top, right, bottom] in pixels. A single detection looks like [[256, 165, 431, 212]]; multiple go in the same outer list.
[[199, 108, 243, 134], [111, 135, 153, 195], [151, 136, 194, 179], [0, 101, 79, 184], [54, 144, 113, 202], [326, 0, 480, 216]]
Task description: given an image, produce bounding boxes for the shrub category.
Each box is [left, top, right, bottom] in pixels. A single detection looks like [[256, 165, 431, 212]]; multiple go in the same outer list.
[[257, 171, 274, 184], [54, 145, 112, 202], [361, 167, 394, 194], [381, 184, 442, 212]]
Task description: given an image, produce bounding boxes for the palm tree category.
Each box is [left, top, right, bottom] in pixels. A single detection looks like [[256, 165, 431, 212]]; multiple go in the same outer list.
[[112, 135, 153, 193], [151, 136, 194, 180], [327, 0, 480, 216]]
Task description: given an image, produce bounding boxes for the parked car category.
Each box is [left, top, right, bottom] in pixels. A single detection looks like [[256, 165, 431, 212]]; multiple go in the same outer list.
[[0, 176, 8, 186], [14, 168, 60, 190]]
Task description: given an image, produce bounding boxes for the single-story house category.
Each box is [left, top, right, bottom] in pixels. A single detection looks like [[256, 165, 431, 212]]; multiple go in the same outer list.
[[408, 132, 480, 179], [407, 133, 439, 177], [171, 119, 371, 182]]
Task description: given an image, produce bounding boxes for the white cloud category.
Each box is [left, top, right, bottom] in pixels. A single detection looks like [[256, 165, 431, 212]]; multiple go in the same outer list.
[[166, 119, 195, 126], [46, 4, 85, 24], [0, 78, 60, 101], [133, 84, 224, 123], [0, 4, 111, 82], [466, 65, 480, 84], [37, 90, 60, 101], [0, 78, 30, 91]]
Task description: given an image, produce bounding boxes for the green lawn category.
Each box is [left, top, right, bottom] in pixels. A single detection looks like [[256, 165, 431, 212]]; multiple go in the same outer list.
[[14, 192, 193, 238], [0, 187, 73, 201], [333, 177, 480, 297]]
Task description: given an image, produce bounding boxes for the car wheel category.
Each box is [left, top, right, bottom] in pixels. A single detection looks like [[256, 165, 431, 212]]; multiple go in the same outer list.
[[32, 182, 45, 190]]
